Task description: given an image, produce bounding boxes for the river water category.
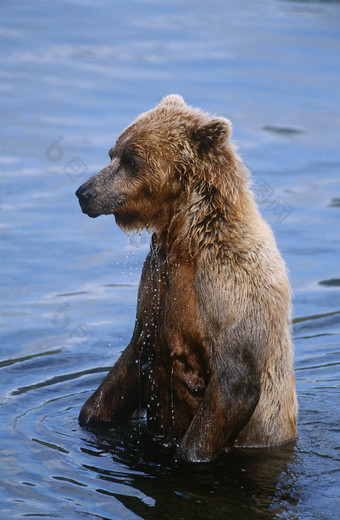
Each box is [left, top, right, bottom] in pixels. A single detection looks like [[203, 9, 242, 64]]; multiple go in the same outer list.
[[1, 1, 339, 519]]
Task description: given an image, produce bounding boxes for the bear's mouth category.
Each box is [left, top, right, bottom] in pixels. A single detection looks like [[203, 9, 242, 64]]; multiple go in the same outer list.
[[75, 189, 100, 218], [76, 185, 127, 219], [79, 204, 101, 219]]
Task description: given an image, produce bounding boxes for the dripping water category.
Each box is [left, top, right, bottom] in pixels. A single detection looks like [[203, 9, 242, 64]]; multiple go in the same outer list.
[[170, 362, 175, 432], [122, 232, 132, 288], [123, 232, 138, 291], [137, 353, 142, 420]]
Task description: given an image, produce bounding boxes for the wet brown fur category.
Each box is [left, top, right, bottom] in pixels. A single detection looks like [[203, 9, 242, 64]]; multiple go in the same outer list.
[[76, 95, 298, 462]]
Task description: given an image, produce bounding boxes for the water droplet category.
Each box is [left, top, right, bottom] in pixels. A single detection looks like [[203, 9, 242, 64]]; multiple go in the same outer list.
[[170, 363, 175, 428]]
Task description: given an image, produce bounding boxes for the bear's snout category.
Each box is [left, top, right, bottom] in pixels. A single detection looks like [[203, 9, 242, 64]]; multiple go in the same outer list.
[[76, 183, 91, 203], [76, 183, 99, 218]]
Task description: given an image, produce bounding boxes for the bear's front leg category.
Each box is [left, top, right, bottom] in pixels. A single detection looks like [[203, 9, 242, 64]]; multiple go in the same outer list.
[[79, 252, 153, 428], [177, 349, 260, 462], [79, 324, 142, 426]]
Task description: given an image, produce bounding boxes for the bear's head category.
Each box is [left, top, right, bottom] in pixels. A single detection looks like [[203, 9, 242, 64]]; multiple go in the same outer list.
[[76, 95, 234, 232]]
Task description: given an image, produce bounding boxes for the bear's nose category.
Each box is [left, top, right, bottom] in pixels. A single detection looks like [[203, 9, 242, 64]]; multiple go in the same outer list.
[[75, 184, 92, 203]]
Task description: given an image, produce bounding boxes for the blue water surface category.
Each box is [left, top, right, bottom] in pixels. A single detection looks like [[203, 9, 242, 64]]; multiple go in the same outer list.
[[0, 1, 339, 519]]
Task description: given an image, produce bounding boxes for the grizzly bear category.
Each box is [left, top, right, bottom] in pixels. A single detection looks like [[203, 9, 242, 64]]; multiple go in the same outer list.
[[75, 95, 297, 462]]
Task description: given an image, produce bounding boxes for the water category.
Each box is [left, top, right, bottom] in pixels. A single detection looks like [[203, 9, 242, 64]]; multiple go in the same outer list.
[[1, 0, 339, 518]]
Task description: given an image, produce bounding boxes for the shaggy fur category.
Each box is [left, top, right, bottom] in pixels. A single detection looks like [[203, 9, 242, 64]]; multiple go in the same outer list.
[[76, 95, 298, 462]]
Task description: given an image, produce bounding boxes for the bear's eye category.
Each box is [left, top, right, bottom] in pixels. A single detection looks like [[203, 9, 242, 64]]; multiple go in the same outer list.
[[122, 152, 142, 171], [125, 156, 135, 168]]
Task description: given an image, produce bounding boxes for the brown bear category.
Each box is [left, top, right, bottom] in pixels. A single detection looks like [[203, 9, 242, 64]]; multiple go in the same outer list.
[[75, 95, 298, 462]]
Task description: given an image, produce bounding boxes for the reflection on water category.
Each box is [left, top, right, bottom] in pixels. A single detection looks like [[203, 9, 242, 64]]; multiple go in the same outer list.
[[0, 0, 339, 519], [82, 426, 300, 520]]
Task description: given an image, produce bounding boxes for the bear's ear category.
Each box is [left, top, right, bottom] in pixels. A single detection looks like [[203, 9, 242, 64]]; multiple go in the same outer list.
[[158, 94, 186, 108], [192, 117, 232, 154]]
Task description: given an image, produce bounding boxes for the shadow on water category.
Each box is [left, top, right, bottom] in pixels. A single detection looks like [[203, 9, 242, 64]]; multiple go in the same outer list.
[[80, 423, 300, 520]]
